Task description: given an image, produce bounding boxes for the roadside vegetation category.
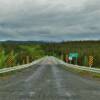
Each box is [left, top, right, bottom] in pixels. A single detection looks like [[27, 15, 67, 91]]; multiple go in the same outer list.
[[42, 41, 100, 68], [0, 43, 44, 68], [0, 40, 100, 69]]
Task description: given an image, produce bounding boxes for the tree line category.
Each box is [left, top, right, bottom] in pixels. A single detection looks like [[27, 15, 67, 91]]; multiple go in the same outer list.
[[0, 40, 100, 68]]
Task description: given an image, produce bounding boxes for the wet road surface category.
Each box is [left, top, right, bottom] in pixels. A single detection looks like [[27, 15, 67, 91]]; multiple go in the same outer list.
[[0, 57, 100, 100]]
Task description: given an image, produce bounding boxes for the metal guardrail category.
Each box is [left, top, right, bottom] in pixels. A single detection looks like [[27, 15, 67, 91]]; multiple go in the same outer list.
[[0, 56, 46, 74], [0, 56, 100, 74], [52, 56, 100, 74]]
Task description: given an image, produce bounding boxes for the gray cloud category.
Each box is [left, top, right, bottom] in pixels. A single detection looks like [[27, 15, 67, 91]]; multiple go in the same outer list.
[[0, 0, 100, 41]]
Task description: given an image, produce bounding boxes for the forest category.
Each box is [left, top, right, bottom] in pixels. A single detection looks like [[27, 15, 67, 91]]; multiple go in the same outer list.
[[0, 40, 100, 68]]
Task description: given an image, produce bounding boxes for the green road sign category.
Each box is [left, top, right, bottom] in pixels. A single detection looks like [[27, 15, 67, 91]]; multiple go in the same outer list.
[[69, 53, 79, 64], [69, 53, 79, 58]]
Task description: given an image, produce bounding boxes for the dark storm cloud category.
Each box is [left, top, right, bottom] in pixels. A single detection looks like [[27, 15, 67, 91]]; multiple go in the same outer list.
[[0, 0, 100, 41]]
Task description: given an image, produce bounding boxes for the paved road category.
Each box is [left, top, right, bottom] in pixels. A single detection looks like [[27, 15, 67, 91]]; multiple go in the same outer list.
[[0, 57, 100, 100]]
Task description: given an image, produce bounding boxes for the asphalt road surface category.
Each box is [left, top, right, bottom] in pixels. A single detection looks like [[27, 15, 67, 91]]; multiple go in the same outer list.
[[0, 57, 100, 100]]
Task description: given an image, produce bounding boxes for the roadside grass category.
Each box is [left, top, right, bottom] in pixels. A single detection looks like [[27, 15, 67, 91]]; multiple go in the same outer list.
[[62, 65, 100, 80]]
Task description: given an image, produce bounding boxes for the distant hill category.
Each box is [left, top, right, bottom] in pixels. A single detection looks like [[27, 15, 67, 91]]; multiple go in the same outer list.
[[0, 40, 49, 45], [0, 40, 100, 45]]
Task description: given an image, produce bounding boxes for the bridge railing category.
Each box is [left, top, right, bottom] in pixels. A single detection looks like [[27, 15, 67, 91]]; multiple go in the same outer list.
[[51, 56, 100, 74], [0, 56, 47, 74]]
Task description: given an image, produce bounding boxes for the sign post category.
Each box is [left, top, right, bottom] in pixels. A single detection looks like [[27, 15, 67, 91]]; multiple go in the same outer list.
[[66, 55, 69, 63]]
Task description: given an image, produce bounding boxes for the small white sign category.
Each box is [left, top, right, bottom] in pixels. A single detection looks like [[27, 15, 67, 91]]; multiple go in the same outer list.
[[69, 57, 72, 61]]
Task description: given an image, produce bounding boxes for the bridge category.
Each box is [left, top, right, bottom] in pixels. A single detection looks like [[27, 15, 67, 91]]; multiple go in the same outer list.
[[0, 56, 100, 100]]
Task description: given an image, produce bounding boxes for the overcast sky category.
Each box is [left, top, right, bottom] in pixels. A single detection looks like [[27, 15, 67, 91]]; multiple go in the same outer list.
[[0, 0, 100, 41]]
